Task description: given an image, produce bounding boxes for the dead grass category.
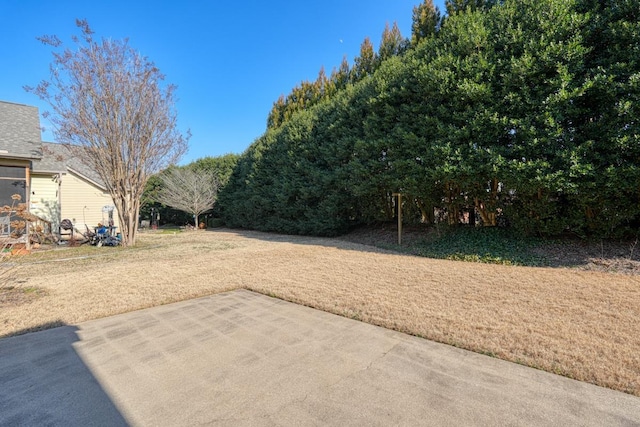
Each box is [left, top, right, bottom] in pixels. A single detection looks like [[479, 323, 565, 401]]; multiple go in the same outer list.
[[2, 229, 639, 396], [0, 286, 47, 308]]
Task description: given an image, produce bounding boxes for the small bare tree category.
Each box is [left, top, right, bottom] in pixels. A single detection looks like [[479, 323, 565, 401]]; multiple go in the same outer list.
[[26, 20, 188, 246], [1, 195, 30, 289], [155, 168, 220, 228]]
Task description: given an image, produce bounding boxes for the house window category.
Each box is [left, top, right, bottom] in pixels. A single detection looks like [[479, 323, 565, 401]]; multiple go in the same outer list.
[[0, 165, 28, 236], [0, 165, 27, 207]]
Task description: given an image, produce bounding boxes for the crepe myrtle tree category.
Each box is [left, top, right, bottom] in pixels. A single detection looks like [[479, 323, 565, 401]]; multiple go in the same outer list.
[[154, 167, 220, 228], [26, 19, 189, 246]]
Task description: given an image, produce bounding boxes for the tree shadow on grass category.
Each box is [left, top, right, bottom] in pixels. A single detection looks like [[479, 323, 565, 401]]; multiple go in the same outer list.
[[214, 226, 640, 274], [207, 226, 413, 257], [0, 322, 129, 426]]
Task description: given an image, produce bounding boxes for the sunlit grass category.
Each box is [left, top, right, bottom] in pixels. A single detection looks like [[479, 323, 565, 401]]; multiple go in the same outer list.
[[2, 229, 638, 396]]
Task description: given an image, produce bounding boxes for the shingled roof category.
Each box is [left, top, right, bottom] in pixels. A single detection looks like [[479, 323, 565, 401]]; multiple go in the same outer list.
[[33, 142, 106, 189], [0, 100, 106, 188], [0, 100, 43, 160]]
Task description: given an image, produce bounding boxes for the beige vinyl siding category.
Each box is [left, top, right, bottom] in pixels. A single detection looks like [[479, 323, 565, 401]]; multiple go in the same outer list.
[[30, 173, 61, 228], [60, 172, 120, 233]]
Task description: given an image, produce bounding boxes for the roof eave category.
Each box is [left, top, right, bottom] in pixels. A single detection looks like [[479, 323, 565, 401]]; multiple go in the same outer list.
[[67, 166, 107, 191]]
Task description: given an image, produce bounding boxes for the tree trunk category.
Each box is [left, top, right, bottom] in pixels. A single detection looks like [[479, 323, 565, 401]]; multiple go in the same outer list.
[[474, 197, 497, 226], [113, 192, 140, 247], [416, 198, 433, 224], [382, 191, 393, 220], [445, 181, 460, 225]]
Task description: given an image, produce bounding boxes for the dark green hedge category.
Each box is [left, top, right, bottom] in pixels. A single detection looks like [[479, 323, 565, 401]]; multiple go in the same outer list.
[[218, 0, 640, 238]]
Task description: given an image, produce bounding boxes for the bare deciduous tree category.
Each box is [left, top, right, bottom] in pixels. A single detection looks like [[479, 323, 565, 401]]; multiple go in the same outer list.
[[25, 19, 188, 246], [155, 168, 220, 228]]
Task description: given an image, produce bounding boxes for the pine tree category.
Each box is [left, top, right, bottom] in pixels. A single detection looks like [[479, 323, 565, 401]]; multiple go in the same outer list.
[[314, 66, 330, 98], [411, 0, 442, 44], [352, 37, 377, 82], [378, 22, 406, 63], [330, 55, 351, 90]]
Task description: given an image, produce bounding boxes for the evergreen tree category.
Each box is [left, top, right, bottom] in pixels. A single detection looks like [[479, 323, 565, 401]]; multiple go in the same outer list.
[[267, 95, 286, 129], [565, 0, 640, 235], [189, 153, 240, 187], [314, 66, 331, 98], [445, 0, 499, 15], [352, 37, 377, 82], [378, 22, 406, 63], [411, 0, 442, 44], [330, 55, 351, 91], [220, 0, 640, 238]]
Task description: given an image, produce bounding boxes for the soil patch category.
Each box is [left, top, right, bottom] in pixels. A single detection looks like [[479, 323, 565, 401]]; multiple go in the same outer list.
[[0, 286, 47, 308]]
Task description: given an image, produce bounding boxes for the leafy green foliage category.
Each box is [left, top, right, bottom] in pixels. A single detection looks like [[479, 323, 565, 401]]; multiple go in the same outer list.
[[188, 153, 240, 186], [219, 0, 640, 239], [352, 37, 377, 82], [411, 0, 442, 44], [445, 0, 500, 15], [378, 22, 407, 65]]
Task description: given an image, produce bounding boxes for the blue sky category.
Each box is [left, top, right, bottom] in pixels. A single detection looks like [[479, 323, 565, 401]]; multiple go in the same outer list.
[[1, 1, 445, 164]]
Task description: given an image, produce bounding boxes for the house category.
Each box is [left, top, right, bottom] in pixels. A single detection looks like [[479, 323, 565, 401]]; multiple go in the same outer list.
[[32, 142, 120, 235], [0, 100, 119, 241], [0, 101, 40, 208]]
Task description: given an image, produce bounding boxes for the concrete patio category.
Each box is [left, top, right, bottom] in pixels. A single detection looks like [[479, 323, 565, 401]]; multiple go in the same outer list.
[[1, 289, 639, 426]]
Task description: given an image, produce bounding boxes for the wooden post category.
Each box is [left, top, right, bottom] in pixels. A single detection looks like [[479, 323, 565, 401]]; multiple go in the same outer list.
[[393, 192, 402, 245]]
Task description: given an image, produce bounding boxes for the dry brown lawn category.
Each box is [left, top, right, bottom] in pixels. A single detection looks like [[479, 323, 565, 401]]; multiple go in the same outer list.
[[2, 229, 639, 396]]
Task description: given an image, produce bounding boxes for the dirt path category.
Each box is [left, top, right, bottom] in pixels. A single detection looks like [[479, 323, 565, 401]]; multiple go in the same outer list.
[[2, 229, 639, 396]]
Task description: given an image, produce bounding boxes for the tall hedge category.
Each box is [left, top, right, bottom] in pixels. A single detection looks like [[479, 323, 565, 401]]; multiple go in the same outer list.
[[219, 0, 640, 238]]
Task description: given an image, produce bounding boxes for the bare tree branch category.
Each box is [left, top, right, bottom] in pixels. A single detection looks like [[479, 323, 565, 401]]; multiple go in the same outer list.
[[155, 168, 220, 227], [25, 19, 189, 246]]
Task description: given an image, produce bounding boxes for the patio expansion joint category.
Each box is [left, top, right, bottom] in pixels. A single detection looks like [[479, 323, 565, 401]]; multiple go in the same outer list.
[[328, 341, 400, 389]]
